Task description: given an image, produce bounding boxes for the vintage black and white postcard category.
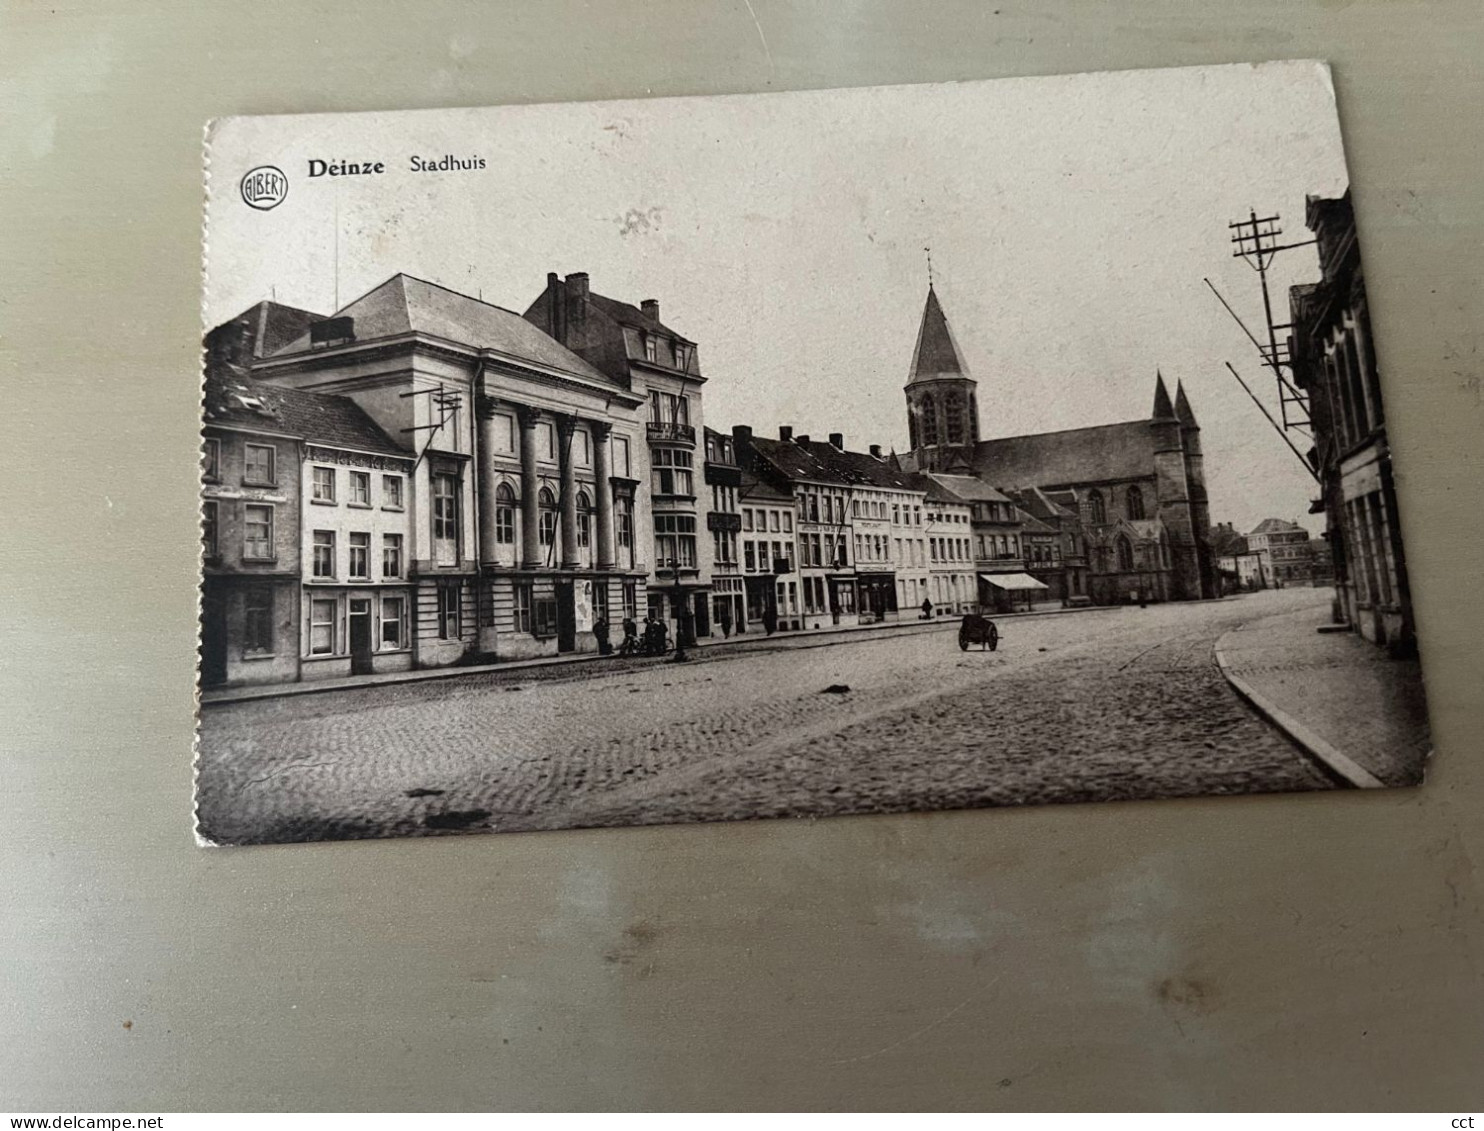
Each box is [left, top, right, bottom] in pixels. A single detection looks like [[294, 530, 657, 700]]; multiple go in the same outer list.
[[196, 61, 1431, 846]]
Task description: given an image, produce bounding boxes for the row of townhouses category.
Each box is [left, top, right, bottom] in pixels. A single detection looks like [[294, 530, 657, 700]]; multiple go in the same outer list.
[[201, 271, 1216, 688]]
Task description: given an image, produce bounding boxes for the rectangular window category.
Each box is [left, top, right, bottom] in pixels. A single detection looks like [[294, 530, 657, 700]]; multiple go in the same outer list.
[[202, 500, 219, 559], [782, 512, 793, 533], [623, 582, 638, 622], [533, 597, 559, 638], [437, 583, 462, 639], [617, 498, 634, 550], [513, 583, 533, 633], [654, 514, 697, 568], [575, 429, 591, 467], [348, 532, 370, 579], [592, 581, 609, 625], [433, 474, 460, 550], [744, 541, 756, 572], [312, 530, 335, 578], [309, 597, 337, 656], [644, 334, 658, 363], [613, 435, 631, 477], [382, 474, 404, 510], [650, 448, 694, 496], [243, 588, 274, 655], [382, 534, 404, 578], [742, 509, 754, 532], [537, 421, 555, 461], [349, 471, 371, 507], [202, 438, 221, 482], [243, 503, 274, 560], [312, 466, 335, 503], [769, 511, 781, 533], [243, 443, 275, 486], [380, 596, 406, 650]]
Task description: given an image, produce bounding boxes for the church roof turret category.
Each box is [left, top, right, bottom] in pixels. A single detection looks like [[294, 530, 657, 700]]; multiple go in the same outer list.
[[1174, 380, 1198, 428], [907, 286, 974, 386], [1151, 370, 1177, 420]]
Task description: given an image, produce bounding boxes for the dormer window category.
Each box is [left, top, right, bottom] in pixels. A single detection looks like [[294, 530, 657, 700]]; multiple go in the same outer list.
[[674, 343, 690, 371], [644, 334, 658, 364]]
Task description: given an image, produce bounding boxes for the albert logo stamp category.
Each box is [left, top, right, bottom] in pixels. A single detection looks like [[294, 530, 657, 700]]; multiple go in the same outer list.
[[239, 165, 288, 210]]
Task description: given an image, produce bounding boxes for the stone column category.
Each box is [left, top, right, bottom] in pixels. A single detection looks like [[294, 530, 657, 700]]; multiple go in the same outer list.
[[591, 422, 616, 570], [517, 405, 541, 569], [557, 415, 579, 569], [476, 395, 500, 566]]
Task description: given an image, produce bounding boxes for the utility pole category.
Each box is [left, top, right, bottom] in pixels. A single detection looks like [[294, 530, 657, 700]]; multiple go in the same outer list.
[[1216, 207, 1318, 432]]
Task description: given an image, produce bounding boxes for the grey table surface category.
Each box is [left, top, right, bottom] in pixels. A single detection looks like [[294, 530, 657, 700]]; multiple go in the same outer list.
[[2, 0, 1481, 1112]]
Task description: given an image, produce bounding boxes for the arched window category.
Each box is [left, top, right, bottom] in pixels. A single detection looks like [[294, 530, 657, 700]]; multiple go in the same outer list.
[[576, 490, 592, 550], [1126, 485, 1145, 521], [538, 487, 557, 546], [1087, 489, 1107, 525], [495, 483, 516, 544], [945, 392, 965, 444], [1116, 535, 1135, 572], [919, 394, 939, 446]]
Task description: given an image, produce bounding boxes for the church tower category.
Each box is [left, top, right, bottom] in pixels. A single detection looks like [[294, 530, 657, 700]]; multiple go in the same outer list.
[[1151, 372, 1202, 599], [1175, 380, 1215, 597], [905, 286, 979, 472]]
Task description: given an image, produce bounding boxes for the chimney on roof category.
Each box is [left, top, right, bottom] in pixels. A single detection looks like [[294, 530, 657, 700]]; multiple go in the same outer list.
[[566, 272, 589, 298], [796, 434, 811, 446], [779, 425, 793, 442], [829, 432, 844, 450], [732, 424, 753, 446], [869, 444, 883, 458], [641, 298, 659, 322]]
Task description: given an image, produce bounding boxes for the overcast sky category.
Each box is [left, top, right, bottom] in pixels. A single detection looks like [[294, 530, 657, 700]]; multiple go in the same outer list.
[[206, 61, 1350, 535]]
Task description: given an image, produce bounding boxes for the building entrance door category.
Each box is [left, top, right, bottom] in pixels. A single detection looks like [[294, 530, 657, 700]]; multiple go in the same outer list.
[[349, 598, 374, 674], [200, 590, 228, 687], [555, 580, 576, 653]]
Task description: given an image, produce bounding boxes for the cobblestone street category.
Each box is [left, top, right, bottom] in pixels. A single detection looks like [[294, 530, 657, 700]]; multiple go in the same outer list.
[[196, 590, 1347, 844]]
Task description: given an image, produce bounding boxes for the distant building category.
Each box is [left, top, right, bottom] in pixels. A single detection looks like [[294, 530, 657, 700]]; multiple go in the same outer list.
[[919, 476, 976, 614], [1288, 189, 1416, 653], [899, 286, 1215, 603], [1011, 487, 1092, 603], [735, 458, 797, 632], [703, 427, 745, 635], [1246, 518, 1315, 587]]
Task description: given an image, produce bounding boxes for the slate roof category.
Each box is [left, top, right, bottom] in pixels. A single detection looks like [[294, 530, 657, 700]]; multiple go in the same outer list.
[[920, 472, 1012, 505], [1151, 372, 1177, 420], [1011, 485, 1079, 521], [205, 301, 324, 376], [271, 274, 618, 387], [1249, 517, 1307, 535], [203, 371, 407, 457], [907, 286, 973, 386], [586, 291, 689, 342], [749, 436, 920, 492], [1015, 511, 1057, 536], [968, 419, 1155, 489], [1174, 380, 1198, 428]]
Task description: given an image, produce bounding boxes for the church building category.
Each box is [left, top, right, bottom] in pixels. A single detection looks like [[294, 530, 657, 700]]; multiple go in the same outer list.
[[898, 286, 1216, 604]]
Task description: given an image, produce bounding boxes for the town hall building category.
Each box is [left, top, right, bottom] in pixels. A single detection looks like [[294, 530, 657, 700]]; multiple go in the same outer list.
[[898, 286, 1216, 604]]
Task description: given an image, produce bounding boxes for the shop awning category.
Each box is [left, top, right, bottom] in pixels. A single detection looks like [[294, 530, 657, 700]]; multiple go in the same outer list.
[[979, 572, 1049, 591]]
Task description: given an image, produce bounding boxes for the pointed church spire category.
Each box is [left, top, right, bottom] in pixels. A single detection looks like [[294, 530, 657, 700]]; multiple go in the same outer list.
[[1174, 379, 1198, 428], [1151, 370, 1176, 420], [907, 286, 971, 386]]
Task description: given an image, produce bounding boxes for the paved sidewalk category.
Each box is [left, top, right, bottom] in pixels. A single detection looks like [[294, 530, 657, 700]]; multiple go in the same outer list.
[[1215, 602, 1431, 788], [199, 600, 1122, 706]]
